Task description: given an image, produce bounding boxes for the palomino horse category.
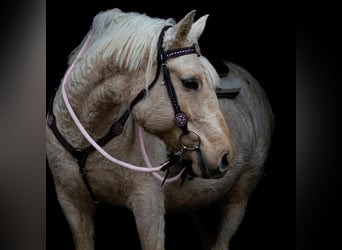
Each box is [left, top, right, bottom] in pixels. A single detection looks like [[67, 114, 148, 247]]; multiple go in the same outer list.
[[46, 8, 273, 250]]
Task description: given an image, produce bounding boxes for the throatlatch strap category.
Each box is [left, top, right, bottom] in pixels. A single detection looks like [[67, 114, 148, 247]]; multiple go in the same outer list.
[[111, 26, 173, 135]]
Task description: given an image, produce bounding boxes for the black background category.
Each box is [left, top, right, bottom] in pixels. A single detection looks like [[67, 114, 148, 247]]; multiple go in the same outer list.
[[47, 1, 294, 249]]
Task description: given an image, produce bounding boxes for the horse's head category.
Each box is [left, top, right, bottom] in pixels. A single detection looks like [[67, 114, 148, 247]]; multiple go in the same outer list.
[[133, 10, 234, 178]]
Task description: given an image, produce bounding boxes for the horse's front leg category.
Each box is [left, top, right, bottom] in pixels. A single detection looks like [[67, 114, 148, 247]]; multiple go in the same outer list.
[[212, 168, 262, 250], [56, 186, 95, 250], [129, 184, 165, 250]]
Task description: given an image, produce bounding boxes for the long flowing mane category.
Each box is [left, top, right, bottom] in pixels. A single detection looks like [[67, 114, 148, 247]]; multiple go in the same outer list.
[[67, 9, 175, 87]]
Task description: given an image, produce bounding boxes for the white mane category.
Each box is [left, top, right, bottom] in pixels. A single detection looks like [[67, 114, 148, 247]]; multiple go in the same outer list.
[[68, 8, 175, 86], [66, 8, 219, 92]]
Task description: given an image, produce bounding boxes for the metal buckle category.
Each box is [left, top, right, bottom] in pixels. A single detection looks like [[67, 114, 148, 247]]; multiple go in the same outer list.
[[179, 130, 201, 151]]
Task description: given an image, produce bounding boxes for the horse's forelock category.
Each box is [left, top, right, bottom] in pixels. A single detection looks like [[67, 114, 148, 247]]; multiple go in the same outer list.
[[199, 57, 220, 89]]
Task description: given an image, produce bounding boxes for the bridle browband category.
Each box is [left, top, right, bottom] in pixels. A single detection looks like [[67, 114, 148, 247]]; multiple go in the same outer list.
[[47, 25, 202, 204]]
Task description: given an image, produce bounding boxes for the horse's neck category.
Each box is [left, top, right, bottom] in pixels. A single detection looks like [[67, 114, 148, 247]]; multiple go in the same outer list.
[[55, 71, 143, 149], [77, 77, 128, 133]]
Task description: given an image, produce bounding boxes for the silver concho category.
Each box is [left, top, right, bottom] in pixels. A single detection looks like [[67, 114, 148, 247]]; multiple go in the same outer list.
[[174, 112, 187, 127]]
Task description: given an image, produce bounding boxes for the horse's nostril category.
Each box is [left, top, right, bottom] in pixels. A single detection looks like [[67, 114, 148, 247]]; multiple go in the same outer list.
[[219, 153, 229, 172]]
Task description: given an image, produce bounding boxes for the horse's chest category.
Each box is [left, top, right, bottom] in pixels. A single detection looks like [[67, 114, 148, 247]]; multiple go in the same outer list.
[[164, 179, 228, 211]]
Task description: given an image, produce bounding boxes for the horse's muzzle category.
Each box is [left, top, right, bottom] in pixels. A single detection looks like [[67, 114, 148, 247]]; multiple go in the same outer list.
[[188, 149, 229, 179]]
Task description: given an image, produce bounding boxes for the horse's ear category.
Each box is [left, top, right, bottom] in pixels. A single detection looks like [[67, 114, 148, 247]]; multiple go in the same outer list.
[[190, 14, 209, 40], [168, 10, 196, 45]]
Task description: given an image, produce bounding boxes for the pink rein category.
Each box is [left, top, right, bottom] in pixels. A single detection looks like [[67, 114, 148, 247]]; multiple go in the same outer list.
[[61, 32, 182, 183]]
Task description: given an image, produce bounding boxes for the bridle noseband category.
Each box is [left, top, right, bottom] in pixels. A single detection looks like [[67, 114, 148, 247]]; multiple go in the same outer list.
[[47, 25, 203, 203]]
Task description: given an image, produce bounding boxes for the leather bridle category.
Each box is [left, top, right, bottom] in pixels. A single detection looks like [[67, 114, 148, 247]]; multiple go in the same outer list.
[[112, 26, 202, 135], [47, 25, 203, 204]]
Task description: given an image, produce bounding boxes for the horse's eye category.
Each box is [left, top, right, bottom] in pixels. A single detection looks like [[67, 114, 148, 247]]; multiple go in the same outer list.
[[182, 78, 199, 90]]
